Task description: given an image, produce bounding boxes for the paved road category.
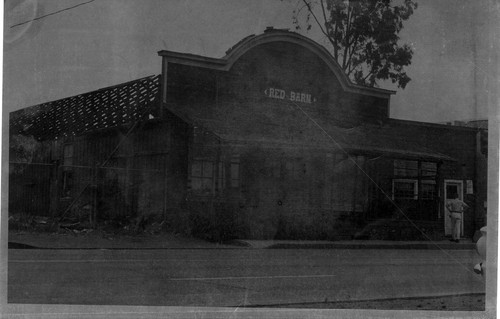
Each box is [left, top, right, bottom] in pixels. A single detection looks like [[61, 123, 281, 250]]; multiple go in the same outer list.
[[8, 248, 485, 307]]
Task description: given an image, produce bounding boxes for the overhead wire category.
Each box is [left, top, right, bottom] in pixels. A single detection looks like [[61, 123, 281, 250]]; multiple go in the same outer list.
[[10, 0, 96, 29]]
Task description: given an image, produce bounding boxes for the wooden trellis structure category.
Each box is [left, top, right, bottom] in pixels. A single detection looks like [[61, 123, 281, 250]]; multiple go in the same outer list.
[[10, 75, 161, 141], [9, 75, 175, 224]]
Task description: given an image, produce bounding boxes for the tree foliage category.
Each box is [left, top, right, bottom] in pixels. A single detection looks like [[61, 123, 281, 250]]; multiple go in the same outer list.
[[293, 0, 417, 89], [10, 134, 39, 164], [9, 134, 42, 174]]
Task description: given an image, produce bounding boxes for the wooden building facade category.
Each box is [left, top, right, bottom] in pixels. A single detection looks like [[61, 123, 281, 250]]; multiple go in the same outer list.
[[9, 29, 487, 240]]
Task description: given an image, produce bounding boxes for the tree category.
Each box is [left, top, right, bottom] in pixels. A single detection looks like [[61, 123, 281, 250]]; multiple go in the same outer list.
[[10, 134, 39, 164], [9, 134, 42, 174], [292, 0, 417, 89]]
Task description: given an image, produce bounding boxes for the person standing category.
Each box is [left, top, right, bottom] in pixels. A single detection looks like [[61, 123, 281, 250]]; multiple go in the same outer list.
[[446, 194, 469, 243]]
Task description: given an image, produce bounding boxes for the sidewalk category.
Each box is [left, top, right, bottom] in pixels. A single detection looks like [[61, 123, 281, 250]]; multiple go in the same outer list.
[[8, 231, 232, 249], [238, 239, 476, 250], [8, 231, 477, 250]]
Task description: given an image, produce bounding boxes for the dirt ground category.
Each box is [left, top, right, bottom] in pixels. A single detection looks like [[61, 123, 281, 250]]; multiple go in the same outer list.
[[268, 293, 485, 311]]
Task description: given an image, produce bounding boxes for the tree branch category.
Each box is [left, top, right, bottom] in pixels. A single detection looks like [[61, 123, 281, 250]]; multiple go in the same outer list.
[[345, 35, 360, 73], [295, 0, 314, 18], [347, 51, 365, 76], [297, 0, 416, 89], [301, 0, 339, 59], [342, 4, 353, 69], [319, 0, 338, 59], [301, 1, 328, 38], [333, 22, 339, 60]]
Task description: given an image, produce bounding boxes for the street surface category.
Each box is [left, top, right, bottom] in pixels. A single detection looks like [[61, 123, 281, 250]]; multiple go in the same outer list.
[[8, 248, 485, 307]]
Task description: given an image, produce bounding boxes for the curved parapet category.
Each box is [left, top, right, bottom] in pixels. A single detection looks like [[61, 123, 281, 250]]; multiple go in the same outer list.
[[158, 28, 394, 99]]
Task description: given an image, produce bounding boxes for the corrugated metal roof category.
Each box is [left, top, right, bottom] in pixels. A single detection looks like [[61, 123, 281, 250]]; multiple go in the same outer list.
[[10, 75, 161, 141]]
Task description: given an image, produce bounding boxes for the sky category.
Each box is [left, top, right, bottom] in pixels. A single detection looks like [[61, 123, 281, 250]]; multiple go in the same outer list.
[[3, 0, 499, 123]]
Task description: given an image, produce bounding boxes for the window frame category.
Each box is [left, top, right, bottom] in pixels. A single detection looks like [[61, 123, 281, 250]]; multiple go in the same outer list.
[[190, 155, 241, 193], [190, 158, 215, 193], [392, 179, 418, 200], [420, 180, 437, 200]]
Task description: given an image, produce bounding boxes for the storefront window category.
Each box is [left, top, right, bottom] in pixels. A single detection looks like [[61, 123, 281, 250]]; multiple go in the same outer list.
[[393, 179, 418, 200], [421, 180, 436, 200], [393, 160, 437, 201]]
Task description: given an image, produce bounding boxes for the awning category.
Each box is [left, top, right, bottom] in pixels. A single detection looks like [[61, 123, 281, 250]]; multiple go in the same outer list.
[[190, 113, 456, 163]]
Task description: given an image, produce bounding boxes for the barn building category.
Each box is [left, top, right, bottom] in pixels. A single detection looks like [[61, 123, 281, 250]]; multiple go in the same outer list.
[[9, 29, 487, 241]]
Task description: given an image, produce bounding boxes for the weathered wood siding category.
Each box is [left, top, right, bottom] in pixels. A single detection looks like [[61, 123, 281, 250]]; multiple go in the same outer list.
[[52, 117, 188, 221], [160, 39, 484, 239], [9, 139, 55, 216], [220, 42, 389, 125]]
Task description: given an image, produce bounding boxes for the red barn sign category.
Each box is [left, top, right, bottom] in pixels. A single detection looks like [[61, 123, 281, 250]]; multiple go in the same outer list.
[[264, 88, 315, 104]]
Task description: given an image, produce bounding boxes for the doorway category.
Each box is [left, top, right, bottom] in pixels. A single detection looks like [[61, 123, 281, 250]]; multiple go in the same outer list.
[[444, 180, 464, 237]]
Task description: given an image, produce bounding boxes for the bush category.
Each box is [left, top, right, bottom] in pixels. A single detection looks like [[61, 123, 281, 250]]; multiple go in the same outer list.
[[9, 213, 56, 232], [9, 213, 36, 231]]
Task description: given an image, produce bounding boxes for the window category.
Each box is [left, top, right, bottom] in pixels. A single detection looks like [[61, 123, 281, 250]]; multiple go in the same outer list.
[[191, 157, 235, 192], [393, 179, 417, 200], [394, 160, 418, 177], [230, 155, 240, 187], [421, 180, 437, 200], [190, 159, 214, 192]]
